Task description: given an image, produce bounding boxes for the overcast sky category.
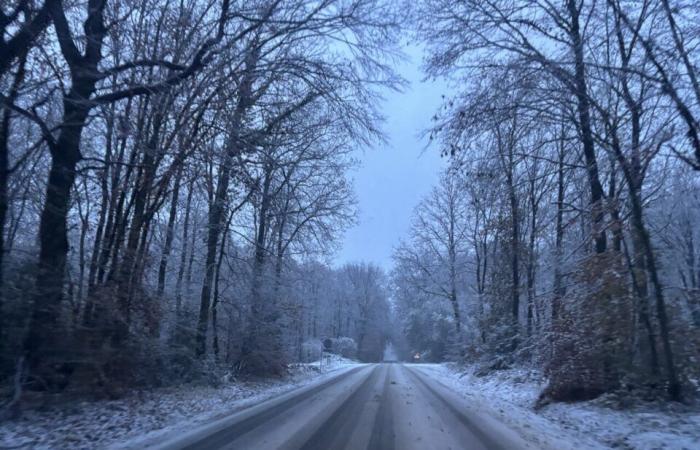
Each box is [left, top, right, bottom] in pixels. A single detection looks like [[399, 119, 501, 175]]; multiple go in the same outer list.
[[334, 45, 449, 271]]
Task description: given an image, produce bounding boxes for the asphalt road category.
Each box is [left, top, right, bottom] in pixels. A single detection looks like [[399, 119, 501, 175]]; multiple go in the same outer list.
[[153, 364, 530, 450]]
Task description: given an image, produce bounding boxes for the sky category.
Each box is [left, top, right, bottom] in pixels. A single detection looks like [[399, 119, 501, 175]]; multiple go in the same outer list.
[[334, 45, 449, 271]]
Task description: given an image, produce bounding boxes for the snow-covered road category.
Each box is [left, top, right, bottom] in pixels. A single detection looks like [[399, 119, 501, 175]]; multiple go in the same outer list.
[[151, 363, 533, 450]]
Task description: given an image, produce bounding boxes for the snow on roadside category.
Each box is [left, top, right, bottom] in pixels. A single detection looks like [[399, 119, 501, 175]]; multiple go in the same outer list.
[[0, 360, 361, 450], [292, 353, 360, 372], [416, 364, 700, 450]]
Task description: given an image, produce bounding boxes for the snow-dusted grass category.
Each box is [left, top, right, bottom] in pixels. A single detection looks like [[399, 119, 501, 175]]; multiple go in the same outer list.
[[417, 363, 700, 450], [0, 359, 360, 450]]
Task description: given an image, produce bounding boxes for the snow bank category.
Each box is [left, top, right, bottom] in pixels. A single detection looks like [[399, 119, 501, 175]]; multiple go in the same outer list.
[[0, 363, 357, 450], [292, 353, 362, 372], [415, 364, 700, 450]]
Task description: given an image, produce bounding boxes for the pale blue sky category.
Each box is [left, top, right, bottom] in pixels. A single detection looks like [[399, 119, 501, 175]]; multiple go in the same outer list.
[[335, 45, 449, 270]]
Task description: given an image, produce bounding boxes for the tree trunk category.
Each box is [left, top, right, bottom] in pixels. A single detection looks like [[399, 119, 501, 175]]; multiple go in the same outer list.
[[629, 192, 682, 400], [195, 49, 257, 355], [606, 96, 681, 399], [83, 104, 116, 324], [505, 141, 520, 338], [76, 188, 89, 306], [24, 0, 109, 375], [608, 159, 623, 253], [175, 177, 194, 315], [0, 51, 27, 342], [212, 208, 234, 360], [116, 105, 164, 321], [526, 185, 537, 337], [97, 103, 143, 288], [196, 147, 234, 357], [552, 142, 566, 321], [240, 161, 279, 372], [24, 95, 91, 374], [567, 0, 607, 254], [448, 198, 461, 336], [157, 162, 184, 296], [249, 163, 273, 331]]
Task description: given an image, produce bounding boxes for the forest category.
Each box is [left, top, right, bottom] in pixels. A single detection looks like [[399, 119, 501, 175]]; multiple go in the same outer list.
[[1, 0, 700, 419], [0, 0, 397, 404], [394, 0, 700, 405]]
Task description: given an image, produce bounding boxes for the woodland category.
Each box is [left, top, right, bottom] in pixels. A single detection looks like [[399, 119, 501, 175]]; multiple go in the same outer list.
[[1, 0, 699, 414]]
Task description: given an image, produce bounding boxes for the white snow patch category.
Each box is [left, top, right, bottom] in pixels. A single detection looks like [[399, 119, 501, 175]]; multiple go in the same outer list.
[[413, 364, 700, 450], [292, 353, 362, 372], [0, 361, 361, 450]]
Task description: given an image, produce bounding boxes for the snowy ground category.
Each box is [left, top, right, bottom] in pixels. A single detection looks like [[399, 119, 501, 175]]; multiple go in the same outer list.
[[0, 357, 361, 450], [419, 364, 700, 450]]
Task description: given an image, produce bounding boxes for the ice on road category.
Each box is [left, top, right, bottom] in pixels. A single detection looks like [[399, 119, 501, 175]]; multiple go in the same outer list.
[[148, 363, 532, 450]]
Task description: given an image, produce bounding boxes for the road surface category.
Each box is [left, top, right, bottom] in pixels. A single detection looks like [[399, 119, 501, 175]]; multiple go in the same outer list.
[[152, 364, 532, 450]]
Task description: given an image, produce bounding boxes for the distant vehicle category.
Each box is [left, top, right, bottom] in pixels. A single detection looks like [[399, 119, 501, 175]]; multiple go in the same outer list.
[[413, 352, 421, 361]]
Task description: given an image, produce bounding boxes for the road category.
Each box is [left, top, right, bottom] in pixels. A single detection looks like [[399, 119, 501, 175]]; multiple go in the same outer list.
[[153, 364, 531, 450]]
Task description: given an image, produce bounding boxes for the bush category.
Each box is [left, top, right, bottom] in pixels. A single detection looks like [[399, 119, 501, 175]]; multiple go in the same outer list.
[[329, 337, 357, 359], [541, 253, 634, 404], [301, 339, 323, 362]]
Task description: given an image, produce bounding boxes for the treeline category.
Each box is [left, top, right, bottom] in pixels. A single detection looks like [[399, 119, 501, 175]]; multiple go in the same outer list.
[[394, 0, 700, 403], [296, 262, 391, 364], [0, 0, 398, 400]]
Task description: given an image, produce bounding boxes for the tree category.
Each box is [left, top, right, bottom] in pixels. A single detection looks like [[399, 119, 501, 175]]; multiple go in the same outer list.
[[394, 173, 471, 343]]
